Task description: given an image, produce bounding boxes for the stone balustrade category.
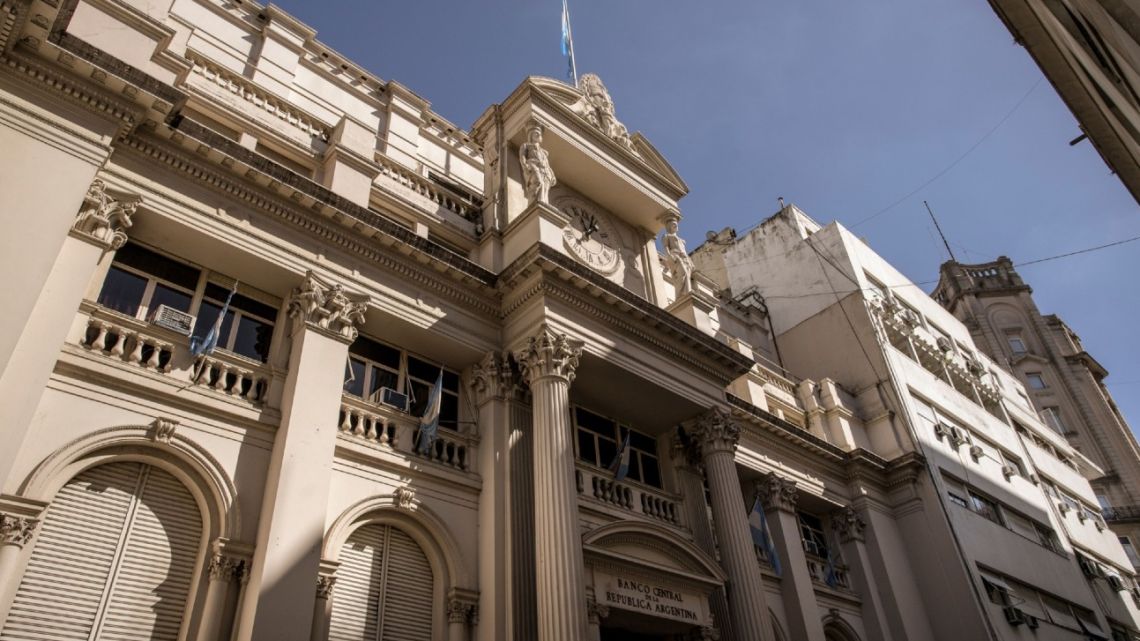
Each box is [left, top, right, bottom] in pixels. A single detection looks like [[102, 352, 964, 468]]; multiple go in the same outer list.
[[82, 308, 175, 373], [191, 354, 270, 405], [374, 154, 481, 222], [804, 552, 851, 591], [575, 464, 682, 527], [336, 394, 478, 473]]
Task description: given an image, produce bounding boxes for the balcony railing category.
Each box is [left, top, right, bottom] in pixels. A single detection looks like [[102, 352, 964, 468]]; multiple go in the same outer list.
[[575, 465, 682, 527], [805, 552, 851, 591], [1103, 505, 1140, 523], [337, 394, 478, 473]]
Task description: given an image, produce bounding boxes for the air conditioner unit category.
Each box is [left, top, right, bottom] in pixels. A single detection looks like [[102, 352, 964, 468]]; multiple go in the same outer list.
[[1001, 465, 1018, 480], [1078, 556, 1097, 578], [936, 336, 953, 353], [1108, 575, 1125, 592], [1024, 614, 1039, 629], [969, 445, 984, 461], [1002, 606, 1025, 626], [1095, 519, 1106, 531], [378, 387, 409, 412], [1028, 473, 1041, 486], [948, 426, 968, 448], [934, 422, 949, 440], [150, 305, 194, 335], [1058, 502, 1072, 514]]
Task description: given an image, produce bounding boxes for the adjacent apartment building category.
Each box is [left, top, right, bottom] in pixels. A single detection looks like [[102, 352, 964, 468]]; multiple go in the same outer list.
[[933, 257, 1140, 570], [0, 1, 1137, 640]]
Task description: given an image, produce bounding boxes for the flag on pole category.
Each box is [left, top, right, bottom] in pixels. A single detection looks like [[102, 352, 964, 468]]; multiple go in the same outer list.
[[748, 497, 782, 577], [560, 0, 578, 84], [823, 544, 840, 589], [416, 372, 444, 455], [191, 281, 238, 357], [608, 428, 631, 481]]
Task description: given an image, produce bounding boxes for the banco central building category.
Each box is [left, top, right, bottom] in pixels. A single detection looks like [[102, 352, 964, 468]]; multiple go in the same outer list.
[[0, 1, 1136, 640]]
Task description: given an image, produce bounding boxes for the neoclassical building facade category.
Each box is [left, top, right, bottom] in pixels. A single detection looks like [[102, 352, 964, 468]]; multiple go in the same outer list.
[[0, 1, 1137, 641]]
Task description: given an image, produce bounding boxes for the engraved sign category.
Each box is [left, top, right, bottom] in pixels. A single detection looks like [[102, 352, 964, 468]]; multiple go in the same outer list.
[[595, 572, 703, 624]]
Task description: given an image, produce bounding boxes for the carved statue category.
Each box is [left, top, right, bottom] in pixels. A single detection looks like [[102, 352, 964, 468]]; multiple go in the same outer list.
[[73, 179, 139, 250], [519, 123, 556, 205], [575, 73, 634, 151], [662, 216, 694, 295], [287, 271, 369, 341]]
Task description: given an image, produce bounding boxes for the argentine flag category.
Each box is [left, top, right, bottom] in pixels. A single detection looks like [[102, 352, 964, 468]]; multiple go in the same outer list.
[[608, 429, 631, 481], [191, 281, 237, 357], [416, 372, 444, 455], [749, 497, 782, 577], [560, 0, 576, 82]]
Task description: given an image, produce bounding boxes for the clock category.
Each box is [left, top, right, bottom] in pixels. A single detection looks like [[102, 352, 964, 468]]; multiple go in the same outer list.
[[560, 202, 621, 275]]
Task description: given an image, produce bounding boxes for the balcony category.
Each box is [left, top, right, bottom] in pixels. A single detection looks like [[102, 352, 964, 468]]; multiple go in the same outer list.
[[575, 464, 684, 529], [1103, 505, 1140, 524], [74, 302, 276, 409], [337, 394, 478, 474], [805, 552, 852, 591]]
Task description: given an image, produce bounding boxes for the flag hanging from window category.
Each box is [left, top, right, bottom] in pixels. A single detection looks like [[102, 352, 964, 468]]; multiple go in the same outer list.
[[560, 0, 578, 84], [608, 428, 631, 481], [823, 544, 840, 588], [749, 497, 782, 577], [416, 372, 444, 455], [190, 281, 238, 357]]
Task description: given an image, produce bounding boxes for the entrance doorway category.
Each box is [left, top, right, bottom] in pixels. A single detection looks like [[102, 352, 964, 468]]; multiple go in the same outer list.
[[599, 608, 698, 641], [600, 628, 676, 641]]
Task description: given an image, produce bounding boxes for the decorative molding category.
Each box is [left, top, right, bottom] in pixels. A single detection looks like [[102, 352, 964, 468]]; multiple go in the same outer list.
[[515, 325, 583, 386], [147, 416, 178, 443], [316, 574, 337, 599], [287, 271, 369, 342], [393, 486, 415, 509], [756, 474, 798, 514], [586, 595, 610, 625], [0, 513, 39, 547], [71, 178, 139, 249], [468, 351, 523, 406], [833, 506, 866, 543], [691, 407, 741, 456], [206, 537, 252, 583], [447, 597, 478, 625], [572, 74, 636, 154]]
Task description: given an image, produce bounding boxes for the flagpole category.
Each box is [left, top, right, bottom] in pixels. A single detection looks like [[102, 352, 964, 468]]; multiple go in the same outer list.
[[563, 0, 578, 86]]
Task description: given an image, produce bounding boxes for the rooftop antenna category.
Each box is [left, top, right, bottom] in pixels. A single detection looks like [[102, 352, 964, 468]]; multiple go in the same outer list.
[[924, 200, 957, 262]]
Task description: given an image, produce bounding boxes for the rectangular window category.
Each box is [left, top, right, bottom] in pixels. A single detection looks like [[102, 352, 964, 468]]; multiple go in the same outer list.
[[345, 336, 460, 430], [948, 492, 970, 509], [97, 243, 200, 320], [572, 407, 661, 488], [191, 282, 277, 363], [1119, 537, 1140, 567], [1041, 406, 1067, 434], [980, 572, 1013, 606], [1041, 594, 1079, 629], [1026, 373, 1047, 389], [969, 491, 1003, 525], [1008, 334, 1027, 355], [798, 512, 829, 558], [1034, 523, 1060, 552]]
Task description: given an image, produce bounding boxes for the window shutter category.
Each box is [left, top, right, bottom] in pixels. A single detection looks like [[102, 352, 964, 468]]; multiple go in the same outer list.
[[0, 462, 202, 641], [380, 527, 433, 641], [328, 524, 385, 641]]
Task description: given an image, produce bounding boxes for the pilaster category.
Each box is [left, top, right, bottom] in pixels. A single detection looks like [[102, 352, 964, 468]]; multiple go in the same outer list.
[[0, 496, 48, 623], [237, 271, 367, 641], [756, 475, 825, 641], [515, 325, 586, 641], [691, 408, 773, 641], [832, 507, 894, 641], [447, 590, 479, 641], [197, 538, 253, 641]]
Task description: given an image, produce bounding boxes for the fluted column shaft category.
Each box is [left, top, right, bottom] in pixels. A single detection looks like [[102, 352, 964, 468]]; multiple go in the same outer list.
[[517, 327, 586, 641], [758, 476, 825, 641], [693, 409, 773, 641]]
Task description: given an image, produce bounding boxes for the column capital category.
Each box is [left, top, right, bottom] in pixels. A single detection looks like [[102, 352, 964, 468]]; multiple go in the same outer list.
[[469, 351, 524, 406], [586, 594, 610, 625], [207, 537, 253, 583], [691, 407, 741, 455], [315, 574, 337, 599], [670, 425, 703, 469], [690, 625, 720, 641], [832, 506, 866, 543], [755, 474, 798, 514], [71, 178, 139, 250], [447, 589, 479, 625], [515, 324, 583, 386], [286, 270, 369, 343], [0, 513, 38, 547]]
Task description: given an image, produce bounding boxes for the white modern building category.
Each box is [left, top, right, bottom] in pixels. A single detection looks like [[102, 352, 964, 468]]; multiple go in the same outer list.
[[0, 1, 1136, 640]]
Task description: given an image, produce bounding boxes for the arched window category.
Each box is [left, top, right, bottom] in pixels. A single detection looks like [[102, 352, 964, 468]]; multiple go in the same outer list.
[[824, 620, 862, 641], [2, 461, 203, 641], [328, 523, 435, 641]]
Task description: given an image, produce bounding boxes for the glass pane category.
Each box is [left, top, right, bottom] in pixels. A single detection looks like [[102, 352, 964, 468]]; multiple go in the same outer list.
[[627, 454, 642, 482], [575, 408, 615, 437], [597, 438, 618, 468], [442, 370, 460, 392], [408, 380, 430, 417], [344, 358, 366, 397], [440, 393, 458, 429], [629, 430, 656, 453], [232, 315, 273, 362], [350, 336, 401, 369], [149, 283, 192, 315], [368, 367, 399, 401], [115, 243, 200, 290], [577, 430, 597, 464], [192, 301, 235, 348], [97, 266, 147, 317], [641, 456, 661, 488], [408, 356, 441, 383], [204, 282, 277, 320]]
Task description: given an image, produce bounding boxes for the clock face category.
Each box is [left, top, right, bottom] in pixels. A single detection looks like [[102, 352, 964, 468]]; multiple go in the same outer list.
[[561, 203, 621, 275]]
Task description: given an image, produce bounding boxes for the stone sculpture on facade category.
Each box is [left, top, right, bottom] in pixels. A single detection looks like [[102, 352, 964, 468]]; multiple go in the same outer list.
[[519, 122, 556, 205], [72, 179, 139, 250], [661, 212, 695, 295], [574, 73, 635, 152], [287, 271, 369, 341]]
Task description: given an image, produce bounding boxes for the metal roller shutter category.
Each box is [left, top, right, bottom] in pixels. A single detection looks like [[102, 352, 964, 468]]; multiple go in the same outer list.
[[0, 462, 203, 641], [326, 524, 434, 641]]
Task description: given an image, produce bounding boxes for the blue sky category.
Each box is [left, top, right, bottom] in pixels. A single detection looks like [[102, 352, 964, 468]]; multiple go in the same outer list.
[[272, 0, 1140, 433]]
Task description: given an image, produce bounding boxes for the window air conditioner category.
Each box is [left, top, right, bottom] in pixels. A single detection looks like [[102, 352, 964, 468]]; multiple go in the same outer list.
[[969, 445, 984, 461], [1002, 606, 1025, 626], [1078, 556, 1097, 578], [1024, 614, 1039, 629], [1108, 575, 1125, 592], [1028, 473, 1041, 486], [1001, 465, 1018, 480], [1058, 502, 1072, 514], [1077, 509, 1089, 523], [378, 387, 409, 413], [150, 305, 194, 335], [948, 426, 968, 448], [936, 336, 952, 353], [934, 422, 949, 440]]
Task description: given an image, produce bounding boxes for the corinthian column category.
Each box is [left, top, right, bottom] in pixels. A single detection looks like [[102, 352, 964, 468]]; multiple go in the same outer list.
[[691, 408, 773, 641], [515, 325, 585, 641]]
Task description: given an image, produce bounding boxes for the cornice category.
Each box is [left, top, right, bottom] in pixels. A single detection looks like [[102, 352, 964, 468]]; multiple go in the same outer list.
[[116, 131, 500, 318]]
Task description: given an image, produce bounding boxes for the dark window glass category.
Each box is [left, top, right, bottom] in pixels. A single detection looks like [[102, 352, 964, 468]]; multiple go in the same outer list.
[[204, 283, 277, 320], [578, 430, 597, 464], [349, 336, 401, 369], [408, 356, 441, 383], [440, 393, 459, 429], [627, 454, 642, 480], [948, 492, 970, 508], [597, 438, 618, 468], [970, 492, 1002, 524], [630, 431, 656, 452], [192, 300, 235, 347], [576, 408, 615, 437], [641, 456, 661, 487], [97, 266, 147, 316], [408, 379, 430, 417], [443, 370, 460, 393], [232, 315, 273, 362], [149, 283, 192, 315], [116, 243, 200, 290], [344, 358, 366, 397], [369, 368, 398, 400]]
